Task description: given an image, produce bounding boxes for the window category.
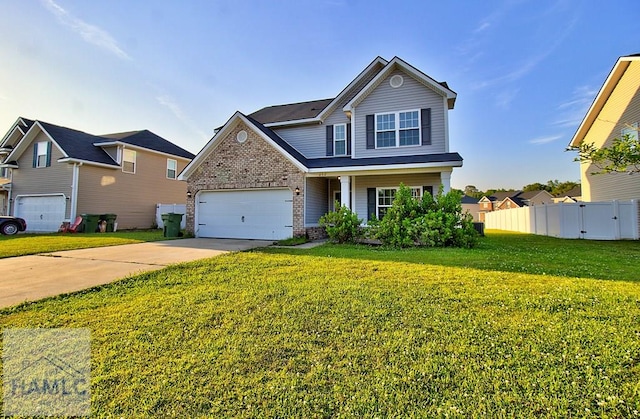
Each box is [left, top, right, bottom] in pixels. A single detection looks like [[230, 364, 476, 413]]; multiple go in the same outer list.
[[621, 123, 639, 141], [35, 141, 49, 168], [0, 167, 8, 178], [334, 124, 347, 156], [167, 159, 177, 179], [123, 149, 136, 173], [375, 110, 420, 148], [376, 186, 422, 218]]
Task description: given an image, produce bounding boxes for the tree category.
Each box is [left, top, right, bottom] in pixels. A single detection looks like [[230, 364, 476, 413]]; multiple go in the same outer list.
[[522, 182, 550, 192], [570, 133, 640, 175]]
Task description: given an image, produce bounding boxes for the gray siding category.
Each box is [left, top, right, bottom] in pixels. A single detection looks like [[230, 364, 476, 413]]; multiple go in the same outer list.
[[10, 131, 73, 217], [275, 110, 350, 159], [352, 173, 441, 221], [354, 70, 447, 158], [305, 176, 328, 225]]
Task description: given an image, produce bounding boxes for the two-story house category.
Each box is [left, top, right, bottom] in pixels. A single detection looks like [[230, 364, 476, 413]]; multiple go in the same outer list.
[[0, 117, 194, 232], [179, 56, 463, 240], [569, 54, 640, 201]]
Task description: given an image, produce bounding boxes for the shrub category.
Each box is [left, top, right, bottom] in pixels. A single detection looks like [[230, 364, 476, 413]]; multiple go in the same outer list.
[[319, 202, 363, 244], [369, 184, 478, 248]]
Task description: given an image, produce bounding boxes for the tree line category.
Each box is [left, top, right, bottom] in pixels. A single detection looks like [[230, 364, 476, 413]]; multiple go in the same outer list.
[[460, 180, 580, 199]]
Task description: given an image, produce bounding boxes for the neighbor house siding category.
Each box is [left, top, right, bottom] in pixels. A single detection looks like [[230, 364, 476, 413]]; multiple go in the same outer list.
[[354, 70, 447, 158], [580, 61, 640, 201], [76, 153, 189, 229], [352, 173, 441, 221], [305, 177, 328, 226], [275, 110, 350, 159], [10, 132, 73, 217]]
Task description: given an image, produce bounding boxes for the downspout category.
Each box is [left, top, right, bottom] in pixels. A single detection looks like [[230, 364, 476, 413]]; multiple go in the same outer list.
[[70, 162, 82, 220], [6, 169, 12, 215]]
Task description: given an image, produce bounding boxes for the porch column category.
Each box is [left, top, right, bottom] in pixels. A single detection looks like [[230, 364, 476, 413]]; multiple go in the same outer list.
[[440, 171, 451, 194], [340, 175, 351, 209]]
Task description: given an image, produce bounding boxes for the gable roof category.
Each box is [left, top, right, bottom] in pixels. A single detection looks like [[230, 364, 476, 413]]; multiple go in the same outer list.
[[569, 54, 640, 147], [3, 118, 194, 168], [247, 56, 455, 127], [461, 195, 479, 204]]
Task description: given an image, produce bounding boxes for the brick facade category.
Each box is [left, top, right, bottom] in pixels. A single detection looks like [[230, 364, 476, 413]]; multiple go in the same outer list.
[[185, 121, 306, 237]]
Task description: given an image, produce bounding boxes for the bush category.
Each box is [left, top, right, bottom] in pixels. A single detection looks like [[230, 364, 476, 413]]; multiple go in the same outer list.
[[369, 184, 478, 248], [319, 202, 363, 244]]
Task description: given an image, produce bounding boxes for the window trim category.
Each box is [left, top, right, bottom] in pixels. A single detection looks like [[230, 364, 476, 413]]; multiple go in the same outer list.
[[374, 109, 421, 149], [166, 158, 177, 180], [35, 141, 49, 168], [333, 124, 347, 156], [122, 149, 136, 174], [621, 122, 639, 141], [376, 186, 422, 219]]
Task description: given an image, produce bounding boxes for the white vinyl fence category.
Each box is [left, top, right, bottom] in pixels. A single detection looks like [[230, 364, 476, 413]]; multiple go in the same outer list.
[[484, 200, 640, 240], [156, 203, 187, 230]]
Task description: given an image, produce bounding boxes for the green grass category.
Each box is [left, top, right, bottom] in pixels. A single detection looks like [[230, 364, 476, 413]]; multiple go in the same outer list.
[[0, 231, 639, 417], [274, 236, 310, 246], [0, 230, 172, 258], [261, 229, 640, 283]]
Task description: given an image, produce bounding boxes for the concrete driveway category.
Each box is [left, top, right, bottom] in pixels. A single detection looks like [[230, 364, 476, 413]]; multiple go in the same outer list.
[[0, 238, 272, 309]]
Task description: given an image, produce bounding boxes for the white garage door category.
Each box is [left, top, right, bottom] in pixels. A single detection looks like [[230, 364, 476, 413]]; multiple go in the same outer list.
[[15, 195, 66, 232], [197, 189, 293, 240]]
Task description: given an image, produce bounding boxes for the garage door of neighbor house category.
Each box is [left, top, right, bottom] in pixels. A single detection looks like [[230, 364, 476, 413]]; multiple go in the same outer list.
[[197, 189, 293, 240], [15, 195, 66, 232]]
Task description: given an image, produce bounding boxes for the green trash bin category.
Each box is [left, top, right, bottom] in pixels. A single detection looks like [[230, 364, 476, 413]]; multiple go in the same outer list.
[[161, 213, 183, 237], [101, 214, 118, 232], [81, 214, 101, 233]]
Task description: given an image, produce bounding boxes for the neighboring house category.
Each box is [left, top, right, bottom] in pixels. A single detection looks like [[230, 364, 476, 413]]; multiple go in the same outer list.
[[478, 190, 554, 221], [0, 117, 194, 232], [461, 195, 480, 222], [553, 185, 582, 203], [180, 56, 462, 240], [569, 54, 640, 201]]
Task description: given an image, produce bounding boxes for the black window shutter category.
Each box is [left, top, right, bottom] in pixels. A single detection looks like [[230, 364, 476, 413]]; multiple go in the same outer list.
[[366, 114, 375, 149], [346, 123, 352, 155], [367, 188, 376, 221], [46, 142, 52, 167], [326, 125, 334, 156], [32, 144, 38, 168], [423, 185, 434, 197], [421, 108, 431, 146]]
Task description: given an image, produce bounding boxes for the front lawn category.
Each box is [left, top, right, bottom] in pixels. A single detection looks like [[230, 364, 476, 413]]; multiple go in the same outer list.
[[0, 232, 639, 417], [0, 230, 171, 258]]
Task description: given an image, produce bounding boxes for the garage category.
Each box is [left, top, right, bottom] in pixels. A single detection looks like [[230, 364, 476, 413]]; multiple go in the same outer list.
[[15, 194, 66, 232], [196, 189, 293, 240]]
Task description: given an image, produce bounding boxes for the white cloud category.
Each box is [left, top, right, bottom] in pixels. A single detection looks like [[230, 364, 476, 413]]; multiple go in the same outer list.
[[553, 85, 597, 128], [529, 135, 563, 145], [495, 88, 520, 109], [41, 0, 130, 60]]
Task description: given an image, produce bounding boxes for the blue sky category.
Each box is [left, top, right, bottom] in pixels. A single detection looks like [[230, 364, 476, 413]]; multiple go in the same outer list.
[[0, 0, 637, 190]]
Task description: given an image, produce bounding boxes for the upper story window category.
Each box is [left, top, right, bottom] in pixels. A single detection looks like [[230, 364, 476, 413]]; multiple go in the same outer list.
[[334, 124, 347, 156], [123, 149, 136, 174], [0, 167, 9, 178], [33, 141, 51, 168], [621, 123, 638, 141], [167, 159, 177, 179], [375, 110, 420, 148]]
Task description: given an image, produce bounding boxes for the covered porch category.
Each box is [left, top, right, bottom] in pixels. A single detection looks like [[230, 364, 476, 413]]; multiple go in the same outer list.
[[303, 168, 453, 237]]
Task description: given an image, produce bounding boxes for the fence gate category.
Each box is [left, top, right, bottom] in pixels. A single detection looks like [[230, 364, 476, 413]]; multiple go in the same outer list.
[[579, 202, 617, 240]]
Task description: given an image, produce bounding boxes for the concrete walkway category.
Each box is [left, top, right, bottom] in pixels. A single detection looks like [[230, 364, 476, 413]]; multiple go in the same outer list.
[[0, 238, 272, 309]]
